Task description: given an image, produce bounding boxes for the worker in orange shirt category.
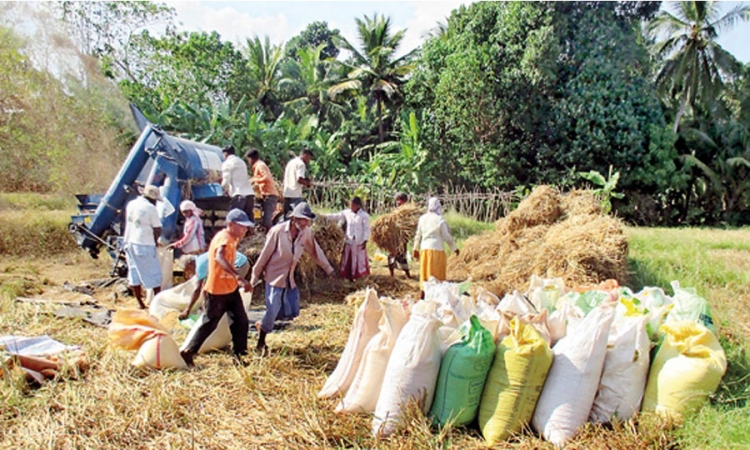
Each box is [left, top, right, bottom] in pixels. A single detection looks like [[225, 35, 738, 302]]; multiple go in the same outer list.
[[246, 148, 280, 231], [179, 209, 255, 367]]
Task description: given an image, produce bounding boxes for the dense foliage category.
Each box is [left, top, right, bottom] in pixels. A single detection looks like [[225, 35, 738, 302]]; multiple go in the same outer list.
[[1, 1, 749, 225]]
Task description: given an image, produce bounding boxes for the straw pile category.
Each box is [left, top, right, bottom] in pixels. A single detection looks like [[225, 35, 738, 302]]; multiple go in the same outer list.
[[237, 232, 268, 267], [298, 217, 345, 284], [371, 203, 422, 255], [449, 187, 627, 297], [237, 218, 345, 285]]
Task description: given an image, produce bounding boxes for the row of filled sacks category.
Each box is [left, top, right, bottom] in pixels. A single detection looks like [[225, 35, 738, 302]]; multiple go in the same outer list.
[[318, 280, 727, 445]]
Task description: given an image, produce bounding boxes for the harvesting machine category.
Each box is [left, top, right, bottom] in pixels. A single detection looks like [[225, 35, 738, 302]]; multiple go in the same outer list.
[[69, 105, 232, 277]]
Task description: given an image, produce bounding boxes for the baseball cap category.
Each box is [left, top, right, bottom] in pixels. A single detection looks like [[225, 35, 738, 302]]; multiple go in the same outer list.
[[226, 209, 255, 227]]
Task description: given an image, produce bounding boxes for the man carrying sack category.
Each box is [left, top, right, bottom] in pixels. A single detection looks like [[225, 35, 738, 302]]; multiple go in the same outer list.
[[180, 209, 255, 367]]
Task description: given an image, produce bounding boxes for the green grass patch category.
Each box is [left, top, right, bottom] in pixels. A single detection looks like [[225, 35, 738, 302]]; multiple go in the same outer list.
[[628, 226, 750, 449], [444, 210, 495, 240]]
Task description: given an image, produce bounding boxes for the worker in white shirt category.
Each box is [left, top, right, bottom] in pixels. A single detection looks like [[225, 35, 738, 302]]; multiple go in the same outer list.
[[123, 185, 164, 309], [221, 145, 255, 221], [282, 148, 314, 216], [324, 197, 371, 282]]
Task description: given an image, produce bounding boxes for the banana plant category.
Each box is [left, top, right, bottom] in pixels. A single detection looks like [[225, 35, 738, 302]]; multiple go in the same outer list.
[[579, 165, 624, 214]]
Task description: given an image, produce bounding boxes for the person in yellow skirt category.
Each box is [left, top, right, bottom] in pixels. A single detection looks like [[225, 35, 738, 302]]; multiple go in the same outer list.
[[412, 197, 459, 298]]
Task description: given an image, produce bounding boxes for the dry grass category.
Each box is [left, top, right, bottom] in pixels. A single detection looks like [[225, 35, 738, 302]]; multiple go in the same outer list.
[[0, 252, 678, 449], [1, 210, 746, 449], [449, 187, 628, 297], [0, 210, 78, 257]]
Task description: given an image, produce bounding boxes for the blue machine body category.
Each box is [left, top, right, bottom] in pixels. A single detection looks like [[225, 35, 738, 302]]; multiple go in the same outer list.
[[70, 105, 228, 262]]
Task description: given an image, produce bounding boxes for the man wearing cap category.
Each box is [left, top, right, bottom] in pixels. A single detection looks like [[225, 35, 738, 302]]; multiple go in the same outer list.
[[282, 148, 314, 217], [251, 202, 335, 353], [123, 184, 163, 309], [180, 209, 255, 367], [222, 145, 255, 221]]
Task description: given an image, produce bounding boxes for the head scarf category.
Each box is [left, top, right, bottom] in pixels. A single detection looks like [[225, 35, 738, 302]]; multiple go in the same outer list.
[[427, 197, 443, 216], [179, 200, 203, 216]]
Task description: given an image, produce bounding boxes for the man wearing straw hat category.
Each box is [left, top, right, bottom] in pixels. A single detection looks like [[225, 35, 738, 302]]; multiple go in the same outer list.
[[180, 209, 255, 367], [250, 202, 335, 354], [123, 184, 164, 309]]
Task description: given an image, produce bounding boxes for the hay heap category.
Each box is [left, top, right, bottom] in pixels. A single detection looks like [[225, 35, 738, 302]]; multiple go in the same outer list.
[[238, 217, 345, 285], [370, 203, 423, 255], [449, 186, 627, 297], [298, 216, 345, 284], [237, 232, 268, 268]]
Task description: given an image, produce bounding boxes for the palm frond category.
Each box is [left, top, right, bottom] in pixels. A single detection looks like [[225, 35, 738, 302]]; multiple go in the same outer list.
[[709, 4, 750, 34], [327, 80, 361, 99]]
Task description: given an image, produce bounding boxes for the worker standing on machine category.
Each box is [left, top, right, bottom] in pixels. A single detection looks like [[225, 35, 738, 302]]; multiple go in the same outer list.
[[221, 145, 255, 222]]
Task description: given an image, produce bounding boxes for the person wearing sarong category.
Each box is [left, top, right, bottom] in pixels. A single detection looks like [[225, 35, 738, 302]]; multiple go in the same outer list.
[[413, 197, 459, 297], [387, 192, 411, 279], [123, 185, 163, 309], [250, 202, 335, 353], [324, 197, 370, 282]]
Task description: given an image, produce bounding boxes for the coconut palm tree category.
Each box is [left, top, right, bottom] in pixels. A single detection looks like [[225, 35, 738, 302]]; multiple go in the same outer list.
[[243, 35, 284, 116], [280, 44, 341, 123], [328, 13, 418, 142], [649, 1, 750, 132]]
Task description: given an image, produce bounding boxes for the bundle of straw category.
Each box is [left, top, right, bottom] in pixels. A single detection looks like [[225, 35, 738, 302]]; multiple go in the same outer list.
[[449, 187, 628, 297], [370, 203, 422, 255], [298, 217, 345, 284]]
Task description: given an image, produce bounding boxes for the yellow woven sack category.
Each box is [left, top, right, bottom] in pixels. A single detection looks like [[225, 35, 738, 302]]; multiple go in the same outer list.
[[109, 309, 170, 350], [108, 309, 187, 369], [642, 320, 727, 418], [478, 318, 553, 445]]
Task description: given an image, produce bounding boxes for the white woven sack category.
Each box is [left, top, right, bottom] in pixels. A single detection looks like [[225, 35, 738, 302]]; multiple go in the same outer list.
[[590, 315, 650, 423], [149, 277, 199, 319], [318, 288, 382, 399], [179, 314, 232, 354], [336, 298, 408, 413], [134, 334, 187, 369], [532, 305, 614, 446], [372, 301, 442, 437], [526, 275, 566, 312]]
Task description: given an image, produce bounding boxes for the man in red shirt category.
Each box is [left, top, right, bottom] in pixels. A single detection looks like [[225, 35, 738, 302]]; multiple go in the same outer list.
[[180, 209, 254, 367]]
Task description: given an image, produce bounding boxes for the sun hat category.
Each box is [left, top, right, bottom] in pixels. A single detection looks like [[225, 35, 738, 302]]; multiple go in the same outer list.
[[143, 185, 162, 201], [226, 209, 255, 227], [290, 202, 317, 220]]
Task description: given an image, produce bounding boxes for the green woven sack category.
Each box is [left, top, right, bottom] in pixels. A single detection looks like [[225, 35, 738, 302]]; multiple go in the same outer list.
[[429, 315, 495, 427]]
